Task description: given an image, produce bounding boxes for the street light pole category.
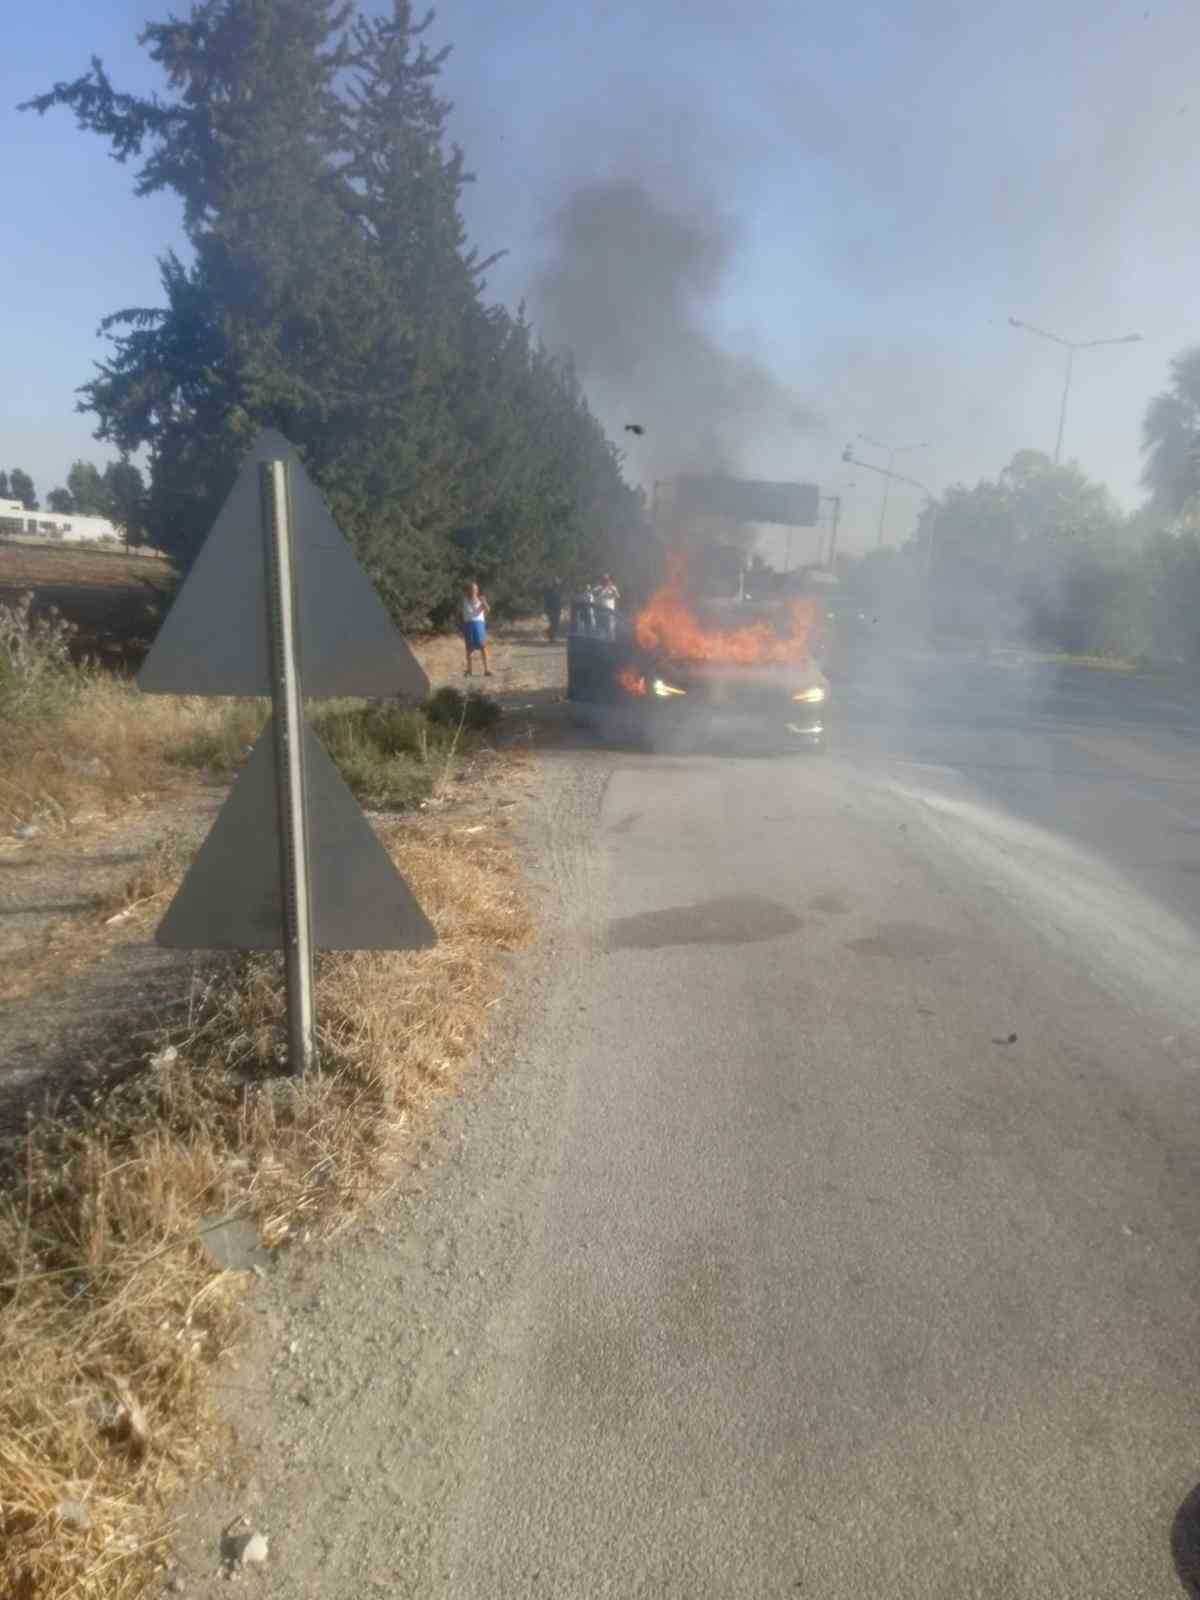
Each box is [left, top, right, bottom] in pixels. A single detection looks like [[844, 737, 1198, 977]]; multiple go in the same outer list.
[[842, 446, 935, 575], [859, 434, 929, 547], [1054, 344, 1076, 468], [1008, 317, 1141, 465], [825, 499, 844, 576], [876, 456, 894, 550]]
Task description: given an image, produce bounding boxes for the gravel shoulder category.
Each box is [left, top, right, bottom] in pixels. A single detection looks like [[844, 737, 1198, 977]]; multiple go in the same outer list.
[[166, 746, 611, 1598], [0, 788, 226, 1131]]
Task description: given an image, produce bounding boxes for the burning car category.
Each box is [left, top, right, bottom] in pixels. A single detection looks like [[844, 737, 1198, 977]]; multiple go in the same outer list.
[[568, 554, 829, 751]]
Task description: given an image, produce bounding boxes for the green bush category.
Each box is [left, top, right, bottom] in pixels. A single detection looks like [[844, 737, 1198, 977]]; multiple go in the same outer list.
[[423, 686, 502, 731], [309, 698, 482, 808]]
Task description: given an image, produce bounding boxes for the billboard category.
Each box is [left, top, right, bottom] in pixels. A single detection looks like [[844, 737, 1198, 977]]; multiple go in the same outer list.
[[673, 476, 820, 528]]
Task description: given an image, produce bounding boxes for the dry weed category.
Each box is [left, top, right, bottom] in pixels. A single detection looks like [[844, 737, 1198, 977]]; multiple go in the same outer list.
[[0, 818, 530, 1600], [0, 835, 192, 1007], [0, 675, 264, 836]]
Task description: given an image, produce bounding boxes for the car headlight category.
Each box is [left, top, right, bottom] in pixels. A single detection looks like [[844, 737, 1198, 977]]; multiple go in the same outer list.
[[652, 677, 687, 698], [792, 685, 826, 704]]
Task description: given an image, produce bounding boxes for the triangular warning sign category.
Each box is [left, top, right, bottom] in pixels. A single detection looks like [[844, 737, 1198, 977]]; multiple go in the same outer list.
[[156, 720, 436, 951], [139, 430, 428, 700]]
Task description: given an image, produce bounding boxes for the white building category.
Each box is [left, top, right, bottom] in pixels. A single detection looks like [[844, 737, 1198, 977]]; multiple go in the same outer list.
[[0, 500, 124, 546]]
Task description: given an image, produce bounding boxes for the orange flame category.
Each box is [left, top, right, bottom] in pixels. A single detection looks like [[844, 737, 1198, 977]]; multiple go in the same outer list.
[[634, 561, 817, 666], [617, 667, 647, 697]]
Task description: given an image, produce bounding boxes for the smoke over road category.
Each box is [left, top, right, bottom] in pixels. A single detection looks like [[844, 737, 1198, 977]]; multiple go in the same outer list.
[[532, 176, 824, 484]]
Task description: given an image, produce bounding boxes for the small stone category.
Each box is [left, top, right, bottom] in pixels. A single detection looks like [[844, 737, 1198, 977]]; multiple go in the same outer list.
[[150, 1045, 179, 1070], [221, 1527, 269, 1570], [62, 753, 111, 779], [240, 1532, 269, 1566], [57, 1498, 91, 1531], [14, 823, 39, 840]]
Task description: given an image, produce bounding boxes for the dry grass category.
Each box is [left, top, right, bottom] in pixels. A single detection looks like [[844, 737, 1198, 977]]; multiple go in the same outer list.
[[0, 673, 265, 837], [0, 835, 189, 1006], [0, 818, 531, 1600], [0, 675, 482, 837]]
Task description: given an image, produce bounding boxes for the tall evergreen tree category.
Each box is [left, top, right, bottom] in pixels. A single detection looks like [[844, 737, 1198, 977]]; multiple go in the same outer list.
[[25, 0, 643, 624], [25, 1, 367, 563]]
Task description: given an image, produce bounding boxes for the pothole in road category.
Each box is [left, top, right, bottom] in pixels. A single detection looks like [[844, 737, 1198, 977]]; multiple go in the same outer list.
[[606, 894, 802, 951]]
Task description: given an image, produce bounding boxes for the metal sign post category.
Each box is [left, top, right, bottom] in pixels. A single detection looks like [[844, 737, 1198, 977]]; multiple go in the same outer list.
[[260, 459, 316, 1074], [139, 428, 438, 1078]]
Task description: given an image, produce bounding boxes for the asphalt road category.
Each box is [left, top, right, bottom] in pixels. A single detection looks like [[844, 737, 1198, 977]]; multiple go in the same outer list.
[[437, 657, 1200, 1598]]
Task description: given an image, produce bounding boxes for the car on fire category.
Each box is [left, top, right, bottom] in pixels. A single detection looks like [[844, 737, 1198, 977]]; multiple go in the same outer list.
[[567, 552, 830, 752]]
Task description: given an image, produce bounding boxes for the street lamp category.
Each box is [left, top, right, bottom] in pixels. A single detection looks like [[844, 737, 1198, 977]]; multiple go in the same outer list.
[[1008, 317, 1141, 466], [842, 446, 937, 578], [858, 434, 929, 548]]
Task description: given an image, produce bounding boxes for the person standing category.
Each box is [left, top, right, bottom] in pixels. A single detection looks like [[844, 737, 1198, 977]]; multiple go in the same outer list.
[[462, 579, 492, 677], [595, 573, 620, 637], [572, 580, 595, 634], [543, 576, 564, 642]]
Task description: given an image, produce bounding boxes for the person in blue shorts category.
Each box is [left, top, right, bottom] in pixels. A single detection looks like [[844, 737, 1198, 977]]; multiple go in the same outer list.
[[461, 578, 492, 677]]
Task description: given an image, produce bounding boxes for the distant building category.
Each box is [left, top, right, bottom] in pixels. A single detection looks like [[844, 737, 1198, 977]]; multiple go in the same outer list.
[[0, 501, 125, 547]]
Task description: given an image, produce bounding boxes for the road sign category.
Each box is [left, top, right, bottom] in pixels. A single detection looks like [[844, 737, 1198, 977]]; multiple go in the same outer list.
[[157, 718, 436, 951], [141, 437, 438, 1074], [139, 429, 429, 700], [674, 476, 820, 528]]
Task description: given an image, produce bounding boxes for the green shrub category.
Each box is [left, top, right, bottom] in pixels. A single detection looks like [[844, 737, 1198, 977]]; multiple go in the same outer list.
[[309, 699, 461, 808], [424, 686, 502, 731]]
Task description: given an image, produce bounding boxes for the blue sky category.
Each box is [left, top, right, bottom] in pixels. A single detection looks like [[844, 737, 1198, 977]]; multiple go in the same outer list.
[[4, 0, 1199, 556]]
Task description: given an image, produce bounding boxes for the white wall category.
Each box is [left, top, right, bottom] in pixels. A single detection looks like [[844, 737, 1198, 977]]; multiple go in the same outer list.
[[0, 508, 123, 545]]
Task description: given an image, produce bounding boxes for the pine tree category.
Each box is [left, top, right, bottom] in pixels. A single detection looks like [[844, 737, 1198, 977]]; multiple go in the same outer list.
[[25, 0, 644, 622], [25, 1, 365, 564]]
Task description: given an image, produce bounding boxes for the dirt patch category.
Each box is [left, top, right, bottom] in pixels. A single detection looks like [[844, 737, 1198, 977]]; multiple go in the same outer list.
[[412, 626, 564, 701], [0, 542, 175, 668]]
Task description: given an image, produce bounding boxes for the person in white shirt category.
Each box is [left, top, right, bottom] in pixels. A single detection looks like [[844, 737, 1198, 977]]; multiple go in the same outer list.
[[461, 579, 492, 677], [595, 574, 620, 637]]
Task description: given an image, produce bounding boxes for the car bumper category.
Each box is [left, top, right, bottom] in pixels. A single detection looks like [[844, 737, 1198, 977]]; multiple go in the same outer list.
[[573, 700, 826, 752]]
